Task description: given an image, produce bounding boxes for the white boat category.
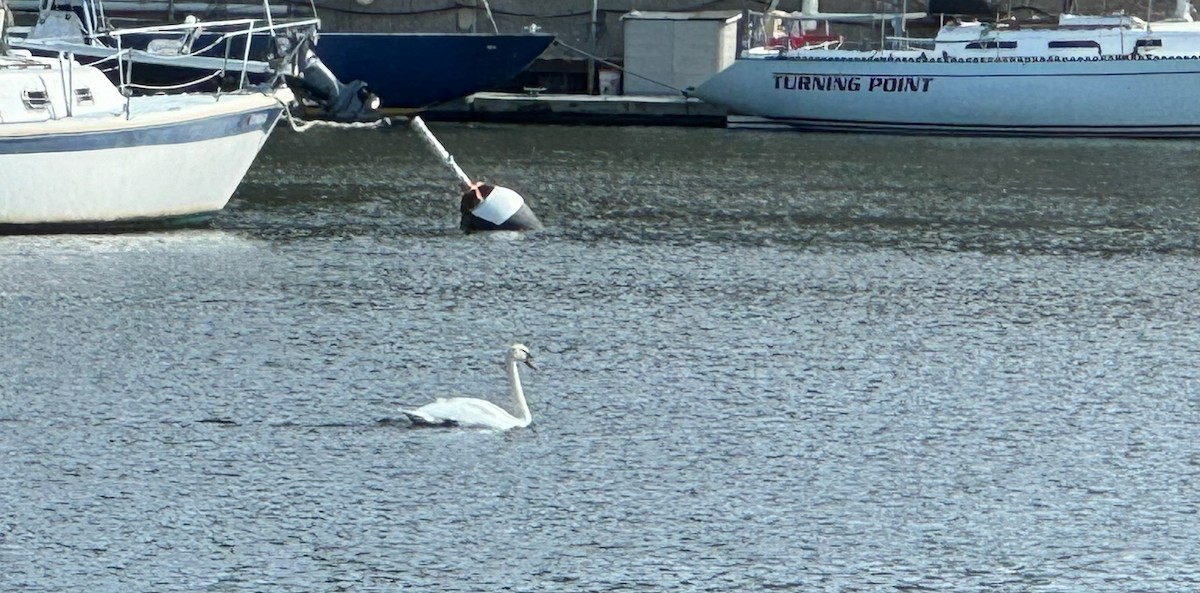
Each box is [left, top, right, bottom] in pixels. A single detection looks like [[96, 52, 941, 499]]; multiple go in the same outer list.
[[689, 0, 1200, 136], [0, 1, 293, 230], [5, 0, 378, 121]]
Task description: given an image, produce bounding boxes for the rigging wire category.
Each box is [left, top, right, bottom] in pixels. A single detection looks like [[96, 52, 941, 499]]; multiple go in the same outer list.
[[552, 38, 686, 95]]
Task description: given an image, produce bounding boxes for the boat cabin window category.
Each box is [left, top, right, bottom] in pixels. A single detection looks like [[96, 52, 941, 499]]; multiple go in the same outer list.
[[1048, 40, 1102, 49], [1135, 39, 1163, 47], [965, 41, 1018, 50], [74, 88, 94, 104], [21, 90, 50, 110]]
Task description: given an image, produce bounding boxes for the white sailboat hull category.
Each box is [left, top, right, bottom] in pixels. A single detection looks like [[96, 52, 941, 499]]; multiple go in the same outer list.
[[692, 56, 1200, 137], [0, 92, 286, 227]]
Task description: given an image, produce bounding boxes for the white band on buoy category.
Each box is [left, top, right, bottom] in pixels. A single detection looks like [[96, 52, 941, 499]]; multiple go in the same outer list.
[[470, 186, 525, 225]]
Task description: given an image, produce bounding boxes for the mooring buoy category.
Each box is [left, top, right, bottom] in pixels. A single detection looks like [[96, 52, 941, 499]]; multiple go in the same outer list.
[[459, 182, 543, 232], [410, 116, 543, 233]]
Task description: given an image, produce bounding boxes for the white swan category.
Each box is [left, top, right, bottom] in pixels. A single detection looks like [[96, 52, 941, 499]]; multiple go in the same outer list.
[[403, 343, 536, 430]]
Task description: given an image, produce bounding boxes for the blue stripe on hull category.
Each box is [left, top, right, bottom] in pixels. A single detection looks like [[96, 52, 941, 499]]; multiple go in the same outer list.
[[758, 117, 1200, 138], [0, 106, 281, 155]]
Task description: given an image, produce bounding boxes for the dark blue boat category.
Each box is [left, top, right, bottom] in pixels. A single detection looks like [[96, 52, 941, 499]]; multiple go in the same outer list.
[[313, 32, 555, 111]]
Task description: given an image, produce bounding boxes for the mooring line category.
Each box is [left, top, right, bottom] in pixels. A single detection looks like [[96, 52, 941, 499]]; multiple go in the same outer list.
[[552, 39, 687, 95], [276, 98, 393, 132]]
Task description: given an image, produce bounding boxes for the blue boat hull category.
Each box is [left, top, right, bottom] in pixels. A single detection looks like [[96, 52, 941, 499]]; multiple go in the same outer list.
[[312, 33, 554, 111]]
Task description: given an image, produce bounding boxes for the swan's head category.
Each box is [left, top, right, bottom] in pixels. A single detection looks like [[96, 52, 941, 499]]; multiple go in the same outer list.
[[510, 343, 536, 369]]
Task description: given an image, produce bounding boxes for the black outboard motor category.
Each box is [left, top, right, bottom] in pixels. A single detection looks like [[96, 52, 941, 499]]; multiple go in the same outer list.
[[284, 48, 381, 122]]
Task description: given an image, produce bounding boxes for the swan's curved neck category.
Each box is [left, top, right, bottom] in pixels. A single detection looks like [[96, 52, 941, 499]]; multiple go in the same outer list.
[[507, 355, 531, 426]]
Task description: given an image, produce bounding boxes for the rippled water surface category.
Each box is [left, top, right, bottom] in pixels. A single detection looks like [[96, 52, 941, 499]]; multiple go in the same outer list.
[[3, 126, 1199, 591]]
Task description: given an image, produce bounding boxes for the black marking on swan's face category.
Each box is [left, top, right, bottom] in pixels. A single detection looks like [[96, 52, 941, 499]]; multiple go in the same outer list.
[[511, 343, 536, 369]]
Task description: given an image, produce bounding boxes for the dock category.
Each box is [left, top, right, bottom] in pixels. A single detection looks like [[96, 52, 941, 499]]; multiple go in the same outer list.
[[419, 92, 729, 127]]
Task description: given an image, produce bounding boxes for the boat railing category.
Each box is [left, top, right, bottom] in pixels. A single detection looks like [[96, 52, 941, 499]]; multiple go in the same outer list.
[[739, 10, 849, 55], [738, 8, 931, 55], [738, 10, 772, 54], [91, 16, 320, 94]]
